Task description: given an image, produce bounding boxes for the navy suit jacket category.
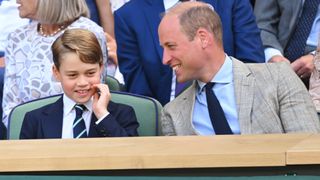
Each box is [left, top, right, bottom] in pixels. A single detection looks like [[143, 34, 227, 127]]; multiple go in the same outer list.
[[114, 0, 264, 105], [20, 96, 139, 139]]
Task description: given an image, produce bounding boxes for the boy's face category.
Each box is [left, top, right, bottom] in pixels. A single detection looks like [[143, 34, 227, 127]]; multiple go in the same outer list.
[[53, 52, 102, 104]]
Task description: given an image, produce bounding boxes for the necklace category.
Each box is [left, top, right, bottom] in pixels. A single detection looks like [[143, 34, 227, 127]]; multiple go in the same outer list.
[[39, 24, 65, 37]]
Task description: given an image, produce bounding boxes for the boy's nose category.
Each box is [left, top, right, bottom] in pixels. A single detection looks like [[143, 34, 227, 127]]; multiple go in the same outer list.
[[77, 76, 89, 86]]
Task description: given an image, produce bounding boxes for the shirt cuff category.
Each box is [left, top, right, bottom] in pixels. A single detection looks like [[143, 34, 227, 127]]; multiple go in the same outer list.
[[95, 111, 110, 125], [264, 47, 283, 62]]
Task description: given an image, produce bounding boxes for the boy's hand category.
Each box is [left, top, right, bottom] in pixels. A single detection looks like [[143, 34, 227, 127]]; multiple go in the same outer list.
[[92, 84, 111, 119]]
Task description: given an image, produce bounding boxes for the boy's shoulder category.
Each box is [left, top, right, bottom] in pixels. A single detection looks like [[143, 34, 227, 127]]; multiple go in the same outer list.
[[108, 100, 135, 114], [24, 95, 63, 117]]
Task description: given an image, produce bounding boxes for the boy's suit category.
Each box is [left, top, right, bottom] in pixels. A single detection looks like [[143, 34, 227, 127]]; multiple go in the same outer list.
[[20, 96, 139, 139]]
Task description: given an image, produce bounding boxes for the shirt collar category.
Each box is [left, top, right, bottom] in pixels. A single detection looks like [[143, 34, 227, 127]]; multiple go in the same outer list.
[[196, 55, 233, 93], [63, 94, 93, 115]]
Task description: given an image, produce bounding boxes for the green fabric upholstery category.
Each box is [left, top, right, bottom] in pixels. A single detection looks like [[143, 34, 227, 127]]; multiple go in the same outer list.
[[8, 92, 162, 139], [106, 75, 122, 91], [110, 91, 162, 136], [8, 95, 61, 140]]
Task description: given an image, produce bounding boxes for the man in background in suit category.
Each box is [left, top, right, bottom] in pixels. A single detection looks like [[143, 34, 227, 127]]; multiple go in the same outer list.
[[114, 0, 264, 106], [159, 1, 320, 136], [254, 0, 320, 83]]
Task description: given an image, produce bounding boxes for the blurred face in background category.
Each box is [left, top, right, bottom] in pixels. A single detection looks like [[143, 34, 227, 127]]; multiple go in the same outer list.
[[16, 0, 38, 19]]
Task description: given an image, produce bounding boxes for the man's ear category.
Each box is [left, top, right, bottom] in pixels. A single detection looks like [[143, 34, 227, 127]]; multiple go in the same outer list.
[[52, 65, 61, 82], [197, 28, 210, 48]]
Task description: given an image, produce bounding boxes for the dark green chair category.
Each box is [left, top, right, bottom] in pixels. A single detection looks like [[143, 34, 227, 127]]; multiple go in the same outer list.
[[8, 92, 162, 139], [105, 75, 123, 91]]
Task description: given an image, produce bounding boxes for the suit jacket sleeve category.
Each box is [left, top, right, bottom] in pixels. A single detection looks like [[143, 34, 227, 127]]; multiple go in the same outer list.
[[94, 102, 139, 137], [231, 0, 265, 63], [254, 0, 284, 53], [114, 11, 153, 97], [276, 63, 320, 133]]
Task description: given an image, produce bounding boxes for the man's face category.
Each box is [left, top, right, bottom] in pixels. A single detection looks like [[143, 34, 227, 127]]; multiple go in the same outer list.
[[159, 15, 205, 83], [53, 52, 102, 104]]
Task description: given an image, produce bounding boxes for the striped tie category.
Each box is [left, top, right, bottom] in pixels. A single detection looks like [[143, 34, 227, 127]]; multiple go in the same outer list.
[[73, 104, 87, 138]]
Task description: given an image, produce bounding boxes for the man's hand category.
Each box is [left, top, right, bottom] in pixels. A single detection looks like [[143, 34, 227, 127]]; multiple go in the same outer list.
[[105, 32, 118, 65], [268, 55, 290, 63], [291, 54, 315, 79]]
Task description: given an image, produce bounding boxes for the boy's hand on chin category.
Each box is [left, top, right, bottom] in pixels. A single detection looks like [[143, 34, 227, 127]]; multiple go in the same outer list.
[[92, 84, 111, 119]]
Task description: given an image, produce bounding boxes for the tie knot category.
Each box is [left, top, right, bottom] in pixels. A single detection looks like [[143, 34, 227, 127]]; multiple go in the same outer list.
[[74, 104, 86, 116], [205, 82, 215, 90]]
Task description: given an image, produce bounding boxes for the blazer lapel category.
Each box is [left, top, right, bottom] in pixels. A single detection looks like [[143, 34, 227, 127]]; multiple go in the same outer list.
[[143, 0, 164, 60], [232, 58, 255, 134], [41, 96, 64, 138], [176, 82, 198, 135]]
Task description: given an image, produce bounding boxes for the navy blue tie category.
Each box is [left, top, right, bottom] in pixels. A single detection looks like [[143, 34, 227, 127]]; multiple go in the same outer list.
[[284, 0, 320, 61], [73, 104, 87, 138], [205, 83, 232, 135]]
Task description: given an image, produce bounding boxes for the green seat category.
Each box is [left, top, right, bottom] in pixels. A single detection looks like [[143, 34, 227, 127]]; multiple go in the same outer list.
[[105, 75, 123, 91], [8, 92, 162, 139]]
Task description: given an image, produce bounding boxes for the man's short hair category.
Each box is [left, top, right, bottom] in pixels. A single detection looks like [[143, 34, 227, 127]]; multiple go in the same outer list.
[[167, 2, 223, 46]]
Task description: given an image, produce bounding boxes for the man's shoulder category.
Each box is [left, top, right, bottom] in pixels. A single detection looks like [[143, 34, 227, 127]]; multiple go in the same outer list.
[[114, 0, 149, 15], [234, 59, 292, 76], [163, 85, 195, 111]]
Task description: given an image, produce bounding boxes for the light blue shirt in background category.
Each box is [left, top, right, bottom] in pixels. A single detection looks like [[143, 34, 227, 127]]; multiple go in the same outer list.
[[192, 55, 240, 135]]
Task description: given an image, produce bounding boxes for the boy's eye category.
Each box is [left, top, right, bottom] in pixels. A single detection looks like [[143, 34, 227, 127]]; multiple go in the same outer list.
[[67, 74, 77, 78], [87, 71, 96, 76]]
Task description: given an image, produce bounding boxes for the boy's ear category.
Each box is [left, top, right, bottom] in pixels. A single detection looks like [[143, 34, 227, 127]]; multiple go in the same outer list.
[[99, 63, 104, 75], [52, 65, 61, 82]]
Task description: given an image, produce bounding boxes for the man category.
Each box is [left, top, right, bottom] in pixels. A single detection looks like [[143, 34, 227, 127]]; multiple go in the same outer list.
[[254, 0, 319, 82], [159, 1, 320, 136], [114, 0, 264, 106]]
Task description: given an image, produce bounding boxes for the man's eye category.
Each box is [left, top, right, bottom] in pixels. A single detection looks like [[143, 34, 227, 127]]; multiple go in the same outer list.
[[167, 44, 176, 49]]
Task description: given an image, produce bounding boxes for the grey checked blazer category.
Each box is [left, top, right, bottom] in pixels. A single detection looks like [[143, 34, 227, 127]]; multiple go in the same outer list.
[[160, 58, 320, 135]]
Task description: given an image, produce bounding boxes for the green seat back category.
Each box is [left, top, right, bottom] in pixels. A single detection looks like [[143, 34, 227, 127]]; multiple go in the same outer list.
[[8, 92, 162, 139], [105, 75, 122, 91], [110, 92, 162, 136], [8, 95, 61, 140]]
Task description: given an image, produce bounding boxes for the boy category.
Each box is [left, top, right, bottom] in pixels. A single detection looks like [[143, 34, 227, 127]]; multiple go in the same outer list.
[[20, 29, 139, 139]]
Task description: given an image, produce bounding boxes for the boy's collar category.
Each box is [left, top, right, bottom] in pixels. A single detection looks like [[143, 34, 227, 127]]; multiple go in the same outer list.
[[62, 94, 93, 115]]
